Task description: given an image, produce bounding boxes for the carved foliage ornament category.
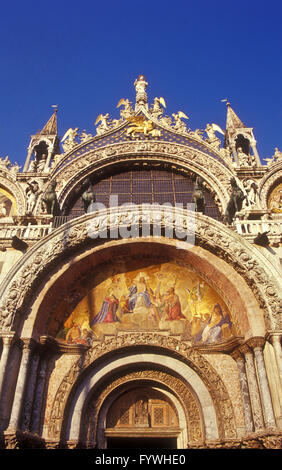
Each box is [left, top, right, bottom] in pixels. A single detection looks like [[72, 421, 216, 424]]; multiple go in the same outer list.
[[48, 333, 236, 442], [0, 209, 280, 331], [47, 140, 233, 211], [83, 369, 203, 447]]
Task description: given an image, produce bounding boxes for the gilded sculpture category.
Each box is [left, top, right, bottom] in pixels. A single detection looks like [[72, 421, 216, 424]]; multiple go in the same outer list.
[[123, 115, 162, 138]]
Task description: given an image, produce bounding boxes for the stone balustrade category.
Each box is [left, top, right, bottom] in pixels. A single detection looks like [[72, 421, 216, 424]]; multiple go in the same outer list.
[[0, 224, 52, 241], [0, 210, 281, 244], [234, 218, 282, 240]]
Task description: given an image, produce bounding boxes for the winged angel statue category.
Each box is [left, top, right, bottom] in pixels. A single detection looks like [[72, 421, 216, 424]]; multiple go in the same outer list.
[[172, 111, 189, 132], [61, 127, 79, 152]]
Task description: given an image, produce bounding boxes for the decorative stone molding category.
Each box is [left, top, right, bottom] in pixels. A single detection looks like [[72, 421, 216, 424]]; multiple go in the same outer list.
[[83, 369, 203, 448], [0, 207, 280, 332], [0, 174, 26, 216], [259, 164, 282, 209], [48, 333, 236, 442], [43, 140, 234, 214]]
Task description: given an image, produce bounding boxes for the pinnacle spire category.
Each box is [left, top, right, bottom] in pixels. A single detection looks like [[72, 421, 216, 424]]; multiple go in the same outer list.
[[225, 102, 246, 134], [39, 106, 58, 136]]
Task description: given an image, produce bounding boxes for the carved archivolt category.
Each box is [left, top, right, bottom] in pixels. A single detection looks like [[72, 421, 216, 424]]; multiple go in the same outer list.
[[83, 369, 203, 447], [47, 334, 236, 442], [0, 207, 280, 333], [43, 141, 234, 213], [0, 173, 26, 215], [259, 164, 282, 209]]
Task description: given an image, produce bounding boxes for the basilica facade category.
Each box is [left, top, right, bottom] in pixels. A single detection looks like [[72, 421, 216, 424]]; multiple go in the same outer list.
[[0, 76, 281, 449]]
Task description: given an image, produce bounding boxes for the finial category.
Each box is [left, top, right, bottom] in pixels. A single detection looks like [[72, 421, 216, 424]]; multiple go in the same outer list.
[[221, 99, 231, 107]]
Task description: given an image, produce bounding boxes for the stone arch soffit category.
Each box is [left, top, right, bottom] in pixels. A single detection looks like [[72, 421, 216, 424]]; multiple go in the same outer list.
[[0, 175, 26, 215], [0, 210, 280, 333], [50, 343, 236, 442], [45, 144, 234, 212]]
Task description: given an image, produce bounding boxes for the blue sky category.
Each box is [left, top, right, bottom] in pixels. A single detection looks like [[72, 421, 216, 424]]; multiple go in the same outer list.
[[0, 0, 281, 167]]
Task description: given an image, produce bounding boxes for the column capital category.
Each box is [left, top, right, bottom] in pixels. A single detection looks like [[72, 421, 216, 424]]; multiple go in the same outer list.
[[246, 336, 265, 350], [266, 330, 282, 343], [20, 338, 38, 352], [238, 343, 252, 356], [0, 332, 17, 346], [231, 348, 244, 361]]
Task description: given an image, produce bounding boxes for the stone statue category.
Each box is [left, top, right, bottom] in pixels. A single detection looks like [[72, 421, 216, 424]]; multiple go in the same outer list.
[[37, 154, 47, 172], [0, 202, 7, 217], [134, 75, 148, 109], [95, 113, 110, 135], [242, 179, 260, 209], [224, 177, 246, 224], [134, 397, 149, 426], [0, 156, 11, 170], [264, 147, 282, 166], [82, 178, 96, 213], [28, 160, 37, 172], [172, 111, 189, 132], [80, 130, 93, 143], [26, 181, 41, 214], [237, 147, 251, 166], [192, 177, 205, 213], [42, 181, 60, 215], [150, 97, 166, 119], [117, 98, 134, 119], [205, 124, 222, 150], [61, 127, 79, 153]]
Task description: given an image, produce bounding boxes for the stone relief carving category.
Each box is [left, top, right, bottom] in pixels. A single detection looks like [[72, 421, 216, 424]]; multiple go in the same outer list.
[[50, 141, 232, 212], [0, 176, 26, 215], [83, 369, 203, 447], [48, 333, 236, 441], [259, 168, 282, 210], [0, 208, 280, 332]]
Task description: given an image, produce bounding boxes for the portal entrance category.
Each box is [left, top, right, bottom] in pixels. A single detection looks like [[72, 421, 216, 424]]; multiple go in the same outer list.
[[105, 387, 181, 449], [107, 437, 177, 449]]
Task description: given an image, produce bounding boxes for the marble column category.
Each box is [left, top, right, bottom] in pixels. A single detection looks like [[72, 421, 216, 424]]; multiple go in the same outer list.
[[44, 149, 53, 173], [239, 344, 265, 431], [23, 147, 33, 172], [0, 333, 15, 400], [21, 350, 41, 432], [232, 349, 254, 433], [7, 339, 34, 431], [31, 356, 48, 435], [267, 331, 282, 387], [248, 337, 276, 429]]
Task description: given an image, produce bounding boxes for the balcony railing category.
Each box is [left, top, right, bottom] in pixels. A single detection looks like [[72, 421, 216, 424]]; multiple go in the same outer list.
[[234, 218, 282, 236], [0, 212, 281, 244], [0, 224, 52, 240]]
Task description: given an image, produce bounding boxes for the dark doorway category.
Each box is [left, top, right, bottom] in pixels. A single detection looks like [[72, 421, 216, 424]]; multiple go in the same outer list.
[[107, 437, 177, 449]]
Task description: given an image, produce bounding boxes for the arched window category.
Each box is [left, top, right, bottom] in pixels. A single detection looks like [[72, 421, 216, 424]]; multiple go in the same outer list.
[[66, 169, 222, 221]]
